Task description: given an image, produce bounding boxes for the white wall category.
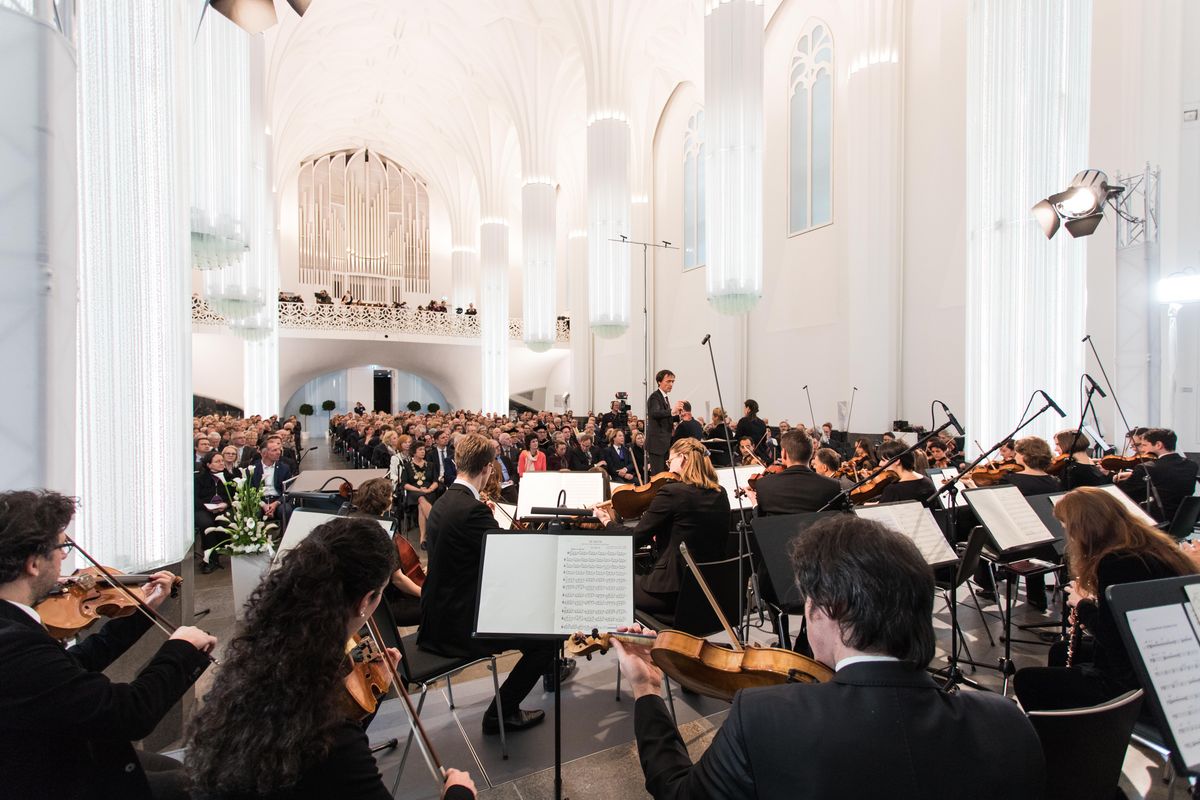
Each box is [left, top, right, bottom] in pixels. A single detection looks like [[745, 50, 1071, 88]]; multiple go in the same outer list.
[[192, 331, 245, 409]]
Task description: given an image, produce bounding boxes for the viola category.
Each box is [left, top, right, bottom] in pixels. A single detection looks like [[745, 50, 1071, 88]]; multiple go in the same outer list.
[[36, 567, 183, 640], [608, 471, 679, 519], [566, 629, 832, 702], [967, 461, 1024, 487], [341, 633, 393, 718], [394, 533, 426, 587], [849, 470, 899, 505], [1099, 453, 1156, 471]]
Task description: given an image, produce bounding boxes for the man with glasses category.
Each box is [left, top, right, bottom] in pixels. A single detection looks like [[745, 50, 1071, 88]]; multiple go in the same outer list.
[[0, 490, 217, 798]]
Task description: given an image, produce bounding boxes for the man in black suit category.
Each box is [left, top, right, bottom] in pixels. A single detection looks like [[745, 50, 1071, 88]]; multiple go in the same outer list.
[[611, 514, 1044, 799], [0, 490, 216, 799], [750, 431, 844, 515], [1119, 427, 1200, 522], [417, 435, 558, 735], [671, 401, 704, 444], [646, 369, 681, 474]]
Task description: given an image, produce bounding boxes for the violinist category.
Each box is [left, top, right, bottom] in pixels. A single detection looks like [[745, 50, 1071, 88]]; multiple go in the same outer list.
[[609, 515, 1044, 799], [751, 431, 842, 516], [876, 441, 937, 506], [185, 517, 477, 799], [0, 490, 216, 800], [593, 438, 730, 618], [1117, 427, 1198, 523], [1052, 430, 1109, 490]]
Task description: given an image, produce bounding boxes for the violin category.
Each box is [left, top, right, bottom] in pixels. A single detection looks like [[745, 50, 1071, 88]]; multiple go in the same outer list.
[[566, 629, 831, 702], [36, 567, 184, 640], [608, 471, 679, 519], [1099, 453, 1156, 471], [849, 470, 899, 505], [393, 534, 426, 587], [341, 632, 393, 719], [967, 460, 1024, 487]]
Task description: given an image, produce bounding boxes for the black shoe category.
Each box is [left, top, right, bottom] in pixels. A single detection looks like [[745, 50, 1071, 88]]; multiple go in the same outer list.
[[482, 708, 545, 734], [542, 657, 578, 691]]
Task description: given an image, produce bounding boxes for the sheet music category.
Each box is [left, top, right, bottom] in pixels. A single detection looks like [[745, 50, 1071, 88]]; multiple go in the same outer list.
[[1125, 604, 1200, 769], [553, 535, 634, 634], [515, 472, 607, 520], [492, 502, 517, 530], [964, 485, 1057, 552], [714, 465, 764, 508], [855, 502, 958, 566], [476, 534, 559, 635]]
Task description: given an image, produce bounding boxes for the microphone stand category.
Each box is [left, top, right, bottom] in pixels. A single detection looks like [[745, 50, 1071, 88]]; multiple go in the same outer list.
[[803, 385, 818, 436], [702, 333, 758, 641]]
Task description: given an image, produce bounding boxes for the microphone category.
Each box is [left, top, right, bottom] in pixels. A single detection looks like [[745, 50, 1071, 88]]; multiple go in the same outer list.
[[1039, 390, 1067, 418], [701, 334, 711, 345], [937, 401, 965, 436], [1084, 373, 1107, 398]]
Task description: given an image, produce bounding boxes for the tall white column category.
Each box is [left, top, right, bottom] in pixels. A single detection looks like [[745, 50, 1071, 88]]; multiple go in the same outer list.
[[587, 116, 631, 338], [0, 10, 77, 492], [77, 0, 193, 568], [480, 220, 510, 414], [845, 0, 904, 432], [966, 0, 1091, 452]]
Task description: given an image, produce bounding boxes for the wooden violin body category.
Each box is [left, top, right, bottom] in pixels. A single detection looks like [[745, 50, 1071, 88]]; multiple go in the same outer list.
[[342, 633, 393, 718], [849, 470, 898, 505], [609, 471, 679, 519], [36, 567, 182, 640]]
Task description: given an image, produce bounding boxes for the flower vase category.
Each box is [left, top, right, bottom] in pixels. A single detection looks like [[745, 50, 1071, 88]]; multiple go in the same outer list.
[[230, 551, 271, 619]]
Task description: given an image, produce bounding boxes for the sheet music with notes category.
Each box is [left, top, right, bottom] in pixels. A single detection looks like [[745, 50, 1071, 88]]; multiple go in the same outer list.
[[964, 485, 1057, 553], [1125, 603, 1200, 770], [714, 465, 764, 508], [514, 471, 607, 520], [854, 502, 957, 566], [475, 532, 633, 637]]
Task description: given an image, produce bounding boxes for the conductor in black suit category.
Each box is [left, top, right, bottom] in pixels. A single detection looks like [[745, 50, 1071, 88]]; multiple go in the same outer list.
[[0, 490, 217, 799], [417, 434, 557, 735], [610, 514, 1045, 800], [594, 438, 730, 619], [646, 369, 681, 474], [750, 430, 843, 515]]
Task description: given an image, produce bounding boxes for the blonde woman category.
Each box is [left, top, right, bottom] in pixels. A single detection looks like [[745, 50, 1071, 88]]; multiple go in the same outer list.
[[594, 438, 730, 617]]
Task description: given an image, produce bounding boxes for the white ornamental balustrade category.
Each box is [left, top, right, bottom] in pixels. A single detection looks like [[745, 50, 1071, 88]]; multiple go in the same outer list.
[[192, 297, 569, 343]]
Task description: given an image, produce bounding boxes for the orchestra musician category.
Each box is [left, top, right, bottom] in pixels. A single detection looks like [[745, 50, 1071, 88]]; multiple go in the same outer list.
[[610, 515, 1044, 799], [593, 438, 730, 619], [1014, 487, 1198, 712], [750, 431, 842, 515], [0, 490, 217, 800], [185, 517, 477, 799], [876, 441, 937, 506], [1052, 430, 1109, 490], [646, 370, 681, 474], [1116, 427, 1199, 523]]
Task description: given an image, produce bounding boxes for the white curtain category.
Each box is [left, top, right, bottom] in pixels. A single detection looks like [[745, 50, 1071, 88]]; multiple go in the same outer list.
[[966, 0, 1092, 454], [76, 0, 193, 569]]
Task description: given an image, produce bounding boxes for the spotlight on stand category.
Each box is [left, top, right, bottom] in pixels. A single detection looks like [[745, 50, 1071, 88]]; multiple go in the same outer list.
[[1031, 169, 1126, 240]]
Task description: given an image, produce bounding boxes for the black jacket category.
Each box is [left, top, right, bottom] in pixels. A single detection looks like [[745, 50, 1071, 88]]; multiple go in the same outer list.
[[753, 465, 842, 516], [633, 660, 1044, 800], [645, 391, 677, 457], [417, 484, 498, 657], [1120, 452, 1199, 522], [610, 482, 730, 594], [0, 600, 210, 800]]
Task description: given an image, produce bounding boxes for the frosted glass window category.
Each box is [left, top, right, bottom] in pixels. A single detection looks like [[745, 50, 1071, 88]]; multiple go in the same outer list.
[[789, 21, 834, 234], [683, 110, 706, 270]]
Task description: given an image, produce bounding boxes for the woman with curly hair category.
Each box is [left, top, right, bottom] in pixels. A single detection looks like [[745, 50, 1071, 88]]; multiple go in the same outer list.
[[185, 517, 475, 799], [1014, 487, 1197, 712]]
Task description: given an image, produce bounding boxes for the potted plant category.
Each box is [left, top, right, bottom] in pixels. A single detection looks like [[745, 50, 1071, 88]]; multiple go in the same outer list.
[[427, 402, 440, 413], [205, 475, 278, 618], [298, 403, 314, 433], [406, 400, 422, 412]]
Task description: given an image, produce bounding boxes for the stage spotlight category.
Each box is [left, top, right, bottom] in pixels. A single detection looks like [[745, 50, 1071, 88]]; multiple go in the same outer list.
[[1031, 169, 1126, 239]]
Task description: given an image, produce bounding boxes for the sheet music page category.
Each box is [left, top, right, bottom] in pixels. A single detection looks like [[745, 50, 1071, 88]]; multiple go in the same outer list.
[[476, 534, 558, 635], [515, 472, 607, 520], [1125, 604, 1200, 769], [553, 535, 633, 635], [965, 485, 1056, 552], [492, 502, 517, 530], [715, 465, 764, 508], [854, 502, 958, 566]]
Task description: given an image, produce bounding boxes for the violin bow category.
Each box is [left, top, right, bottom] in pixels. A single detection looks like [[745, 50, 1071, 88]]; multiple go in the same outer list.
[[363, 616, 446, 787], [678, 542, 744, 651]]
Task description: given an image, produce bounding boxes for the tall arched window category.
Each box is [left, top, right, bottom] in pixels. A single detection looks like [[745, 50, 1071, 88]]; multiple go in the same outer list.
[[789, 21, 833, 235], [683, 109, 706, 269]]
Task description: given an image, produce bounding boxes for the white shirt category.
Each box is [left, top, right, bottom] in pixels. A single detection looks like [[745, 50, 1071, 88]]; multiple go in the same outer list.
[[835, 654, 901, 671], [453, 477, 481, 501]]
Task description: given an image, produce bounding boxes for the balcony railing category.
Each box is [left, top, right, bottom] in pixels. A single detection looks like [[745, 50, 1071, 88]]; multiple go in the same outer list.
[[192, 296, 570, 343]]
